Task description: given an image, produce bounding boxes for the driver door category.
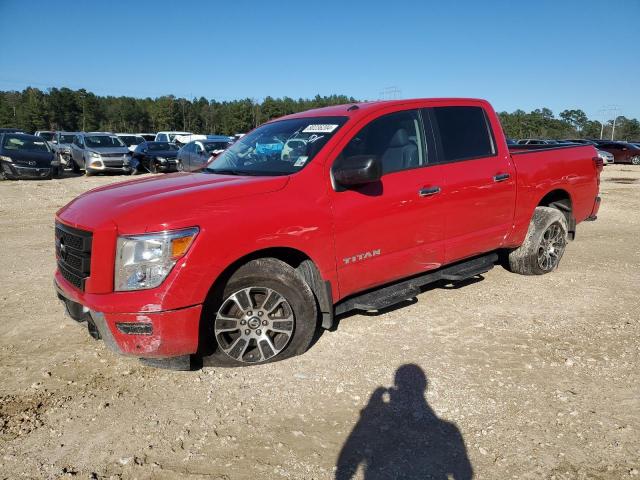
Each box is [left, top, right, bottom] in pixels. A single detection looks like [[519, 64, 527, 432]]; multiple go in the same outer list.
[[329, 108, 446, 298]]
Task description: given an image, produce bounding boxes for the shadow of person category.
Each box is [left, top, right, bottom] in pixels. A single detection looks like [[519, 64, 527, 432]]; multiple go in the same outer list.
[[335, 364, 473, 480]]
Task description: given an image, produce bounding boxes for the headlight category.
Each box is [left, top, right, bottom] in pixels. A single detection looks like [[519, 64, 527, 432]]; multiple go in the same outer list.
[[156, 156, 167, 162], [0, 155, 12, 163], [88, 151, 101, 158], [115, 227, 199, 291]]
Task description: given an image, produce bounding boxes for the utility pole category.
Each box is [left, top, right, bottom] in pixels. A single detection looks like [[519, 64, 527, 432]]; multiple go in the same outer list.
[[597, 105, 621, 140], [379, 86, 402, 100]]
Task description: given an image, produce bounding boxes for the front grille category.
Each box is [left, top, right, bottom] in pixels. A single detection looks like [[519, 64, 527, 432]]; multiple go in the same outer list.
[[55, 222, 92, 291], [102, 159, 125, 167], [102, 153, 127, 158]]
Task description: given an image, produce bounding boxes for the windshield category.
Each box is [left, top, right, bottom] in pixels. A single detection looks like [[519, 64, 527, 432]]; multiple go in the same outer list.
[[206, 116, 347, 176], [84, 135, 125, 148], [118, 135, 141, 146], [2, 135, 50, 152], [147, 142, 179, 152], [37, 132, 55, 141]]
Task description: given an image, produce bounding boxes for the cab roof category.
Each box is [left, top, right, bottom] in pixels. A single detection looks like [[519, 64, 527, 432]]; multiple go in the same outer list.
[[275, 98, 489, 122]]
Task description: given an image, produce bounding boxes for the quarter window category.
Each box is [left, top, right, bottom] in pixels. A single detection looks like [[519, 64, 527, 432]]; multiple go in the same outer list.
[[338, 109, 425, 175], [432, 106, 495, 162]]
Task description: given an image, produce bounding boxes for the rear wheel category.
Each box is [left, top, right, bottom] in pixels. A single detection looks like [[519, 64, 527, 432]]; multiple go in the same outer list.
[[631, 156, 640, 166], [507, 206, 568, 275], [205, 258, 318, 366]]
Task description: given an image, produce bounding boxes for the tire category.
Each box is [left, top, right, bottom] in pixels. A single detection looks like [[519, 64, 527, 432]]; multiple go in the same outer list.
[[176, 160, 184, 172], [507, 206, 568, 275], [631, 156, 640, 166], [71, 157, 81, 173], [149, 160, 159, 174], [204, 258, 318, 367]]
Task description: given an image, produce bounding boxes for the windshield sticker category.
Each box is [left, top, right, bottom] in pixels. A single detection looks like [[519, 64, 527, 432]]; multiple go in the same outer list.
[[302, 124, 338, 133], [293, 156, 308, 167]]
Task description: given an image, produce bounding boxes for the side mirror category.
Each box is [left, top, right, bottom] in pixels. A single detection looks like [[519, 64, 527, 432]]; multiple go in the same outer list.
[[333, 155, 382, 188]]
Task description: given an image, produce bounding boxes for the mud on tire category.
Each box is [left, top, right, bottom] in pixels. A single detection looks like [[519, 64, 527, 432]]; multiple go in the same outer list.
[[203, 258, 318, 367], [507, 206, 569, 275]]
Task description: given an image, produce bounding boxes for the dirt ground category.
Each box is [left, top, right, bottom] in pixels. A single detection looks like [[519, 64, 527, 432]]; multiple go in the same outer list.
[[0, 165, 638, 480]]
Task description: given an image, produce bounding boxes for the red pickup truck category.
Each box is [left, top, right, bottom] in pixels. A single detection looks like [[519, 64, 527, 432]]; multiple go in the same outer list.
[[54, 98, 601, 369]]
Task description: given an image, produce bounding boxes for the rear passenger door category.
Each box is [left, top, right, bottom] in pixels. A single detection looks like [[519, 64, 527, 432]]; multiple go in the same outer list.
[[427, 105, 516, 263], [330, 109, 446, 297]]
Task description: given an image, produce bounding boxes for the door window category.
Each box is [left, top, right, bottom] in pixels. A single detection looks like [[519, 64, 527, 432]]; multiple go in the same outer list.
[[338, 109, 426, 175], [431, 106, 495, 162]]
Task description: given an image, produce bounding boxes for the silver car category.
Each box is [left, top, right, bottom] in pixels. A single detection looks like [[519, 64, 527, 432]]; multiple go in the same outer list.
[[176, 138, 233, 172], [69, 133, 131, 175]]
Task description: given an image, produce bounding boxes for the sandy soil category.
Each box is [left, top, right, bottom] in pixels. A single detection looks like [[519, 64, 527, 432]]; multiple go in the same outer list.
[[0, 166, 638, 479]]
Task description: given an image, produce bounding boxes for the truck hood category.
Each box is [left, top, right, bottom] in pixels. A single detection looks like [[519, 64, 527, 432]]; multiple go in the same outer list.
[[57, 172, 289, 232]]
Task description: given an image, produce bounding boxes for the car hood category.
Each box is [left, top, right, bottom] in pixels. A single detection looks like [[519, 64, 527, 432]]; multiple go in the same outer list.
[[147, 150, 178, 158], [90, 147, 130, 154], [57, 172, 290, 233]]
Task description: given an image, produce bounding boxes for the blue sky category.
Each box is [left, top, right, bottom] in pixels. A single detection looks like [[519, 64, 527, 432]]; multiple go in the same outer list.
[[1, 0, 638, 120]]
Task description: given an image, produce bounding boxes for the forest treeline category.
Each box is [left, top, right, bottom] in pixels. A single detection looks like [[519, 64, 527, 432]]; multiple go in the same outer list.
[[1, 87, 639, 140]]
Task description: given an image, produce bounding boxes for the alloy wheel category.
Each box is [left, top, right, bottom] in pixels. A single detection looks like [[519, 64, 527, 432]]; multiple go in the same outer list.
[[214, 287, 295, 363], [537, 223, 566, 271]]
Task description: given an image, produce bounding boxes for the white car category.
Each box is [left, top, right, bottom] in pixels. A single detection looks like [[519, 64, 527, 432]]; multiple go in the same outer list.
[[116, 133, 146, 152], [154, 131, 193, 143], [596, 149, 614, 165]]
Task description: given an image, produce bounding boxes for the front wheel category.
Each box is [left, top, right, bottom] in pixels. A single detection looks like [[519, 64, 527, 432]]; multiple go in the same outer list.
[[149, 160, 159, 174], [176, 159, 184, 172], [205, 258, 318, 366], [631, 156, 640, 166], [507, 206, 568, 275]]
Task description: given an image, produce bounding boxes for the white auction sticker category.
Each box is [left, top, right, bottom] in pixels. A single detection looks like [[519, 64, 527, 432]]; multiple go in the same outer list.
[[302, 124, 338, 133], [293, 156, 309, 167]]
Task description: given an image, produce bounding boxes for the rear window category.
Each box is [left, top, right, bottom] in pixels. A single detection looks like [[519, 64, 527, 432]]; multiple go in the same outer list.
[[2, 135, 50, 152], [433, 106, 495, 161]]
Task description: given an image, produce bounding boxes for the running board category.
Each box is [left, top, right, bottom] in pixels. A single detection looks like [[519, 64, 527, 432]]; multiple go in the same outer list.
[[335, 253, 498, 315]]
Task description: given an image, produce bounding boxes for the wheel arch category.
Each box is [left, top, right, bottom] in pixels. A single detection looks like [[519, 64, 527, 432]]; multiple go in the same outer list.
[[200, 247, 334, 355], [536, 188, 575, 239]]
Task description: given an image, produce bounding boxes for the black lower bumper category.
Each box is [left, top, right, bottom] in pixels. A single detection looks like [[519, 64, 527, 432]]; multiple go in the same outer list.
[[1, 161, 51, 179]]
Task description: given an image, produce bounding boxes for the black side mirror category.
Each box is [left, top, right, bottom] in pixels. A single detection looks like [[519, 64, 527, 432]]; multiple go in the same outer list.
[[333, 155, 382, 188]]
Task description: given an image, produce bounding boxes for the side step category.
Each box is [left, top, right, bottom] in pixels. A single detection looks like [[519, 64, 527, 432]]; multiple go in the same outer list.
[[335, 252, 497, 315]]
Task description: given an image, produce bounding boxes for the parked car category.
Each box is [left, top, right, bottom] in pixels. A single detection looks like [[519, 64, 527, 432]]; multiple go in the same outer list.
[[0, 132, 57, 179], [176, 138, 233, 171], [562, 139, 597, 145], [130, 141, 180, 173], [138, 133, 156, 142], [517, 139, 561, 145], [69, 132, 131, 175], [54, 99, 603, 369], [595, 141, 640, 165], [596, 149, 614, 165], [154, 131, 193, 143], [35, 130, 56, 143], [116, 133, 146, 152], [51, 131, 81, 169]]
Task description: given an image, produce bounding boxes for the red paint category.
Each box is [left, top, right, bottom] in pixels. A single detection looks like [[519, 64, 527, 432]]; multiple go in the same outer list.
[[55, 99, 600, 358]]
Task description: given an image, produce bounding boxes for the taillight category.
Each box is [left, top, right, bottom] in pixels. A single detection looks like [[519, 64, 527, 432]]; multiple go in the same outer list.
[[593, 156, 603, 172]]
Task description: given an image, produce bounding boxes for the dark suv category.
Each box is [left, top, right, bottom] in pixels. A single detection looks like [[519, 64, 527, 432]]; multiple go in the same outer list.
[[595, 141, 640, 165], [69, 132, 132, 175]]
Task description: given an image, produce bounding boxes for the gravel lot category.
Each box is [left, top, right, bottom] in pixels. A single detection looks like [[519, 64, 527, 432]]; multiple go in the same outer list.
[[0, 166, 638, 479]]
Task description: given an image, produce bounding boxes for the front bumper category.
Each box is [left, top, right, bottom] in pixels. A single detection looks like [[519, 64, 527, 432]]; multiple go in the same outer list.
[[55, 277, 202, 358], [1, 161, 51, 179]]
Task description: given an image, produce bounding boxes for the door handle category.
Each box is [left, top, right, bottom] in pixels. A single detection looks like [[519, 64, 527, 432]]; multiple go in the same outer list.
[[418, 186, 441, 197], [493, 173, 510, 182]]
